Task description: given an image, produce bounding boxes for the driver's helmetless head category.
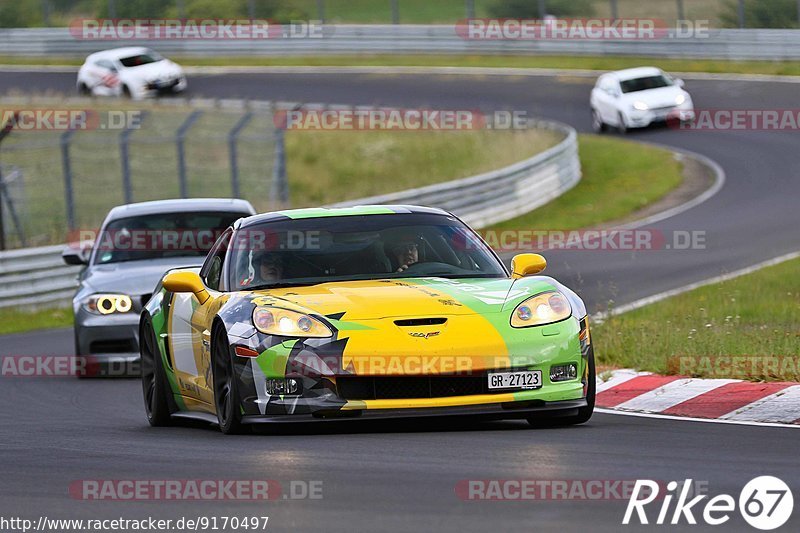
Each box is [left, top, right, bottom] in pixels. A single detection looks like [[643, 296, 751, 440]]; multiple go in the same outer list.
[[258, 254, 283, 282], [392, 239, 418, 267]]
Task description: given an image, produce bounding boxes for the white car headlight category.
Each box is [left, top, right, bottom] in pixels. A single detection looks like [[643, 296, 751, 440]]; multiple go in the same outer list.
[[511, 291, 571, 328], [675, 94, 687, 105], [84, 294, 133, 315], [632, 101, 649, 111]]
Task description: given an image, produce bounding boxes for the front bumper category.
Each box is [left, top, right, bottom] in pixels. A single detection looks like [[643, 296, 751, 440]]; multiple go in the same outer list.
[[241, 397, 587, 424], [627, 105, 695, 128], [74, 309, 140, 375]]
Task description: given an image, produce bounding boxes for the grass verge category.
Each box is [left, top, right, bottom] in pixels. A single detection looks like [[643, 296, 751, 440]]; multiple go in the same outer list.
[[489, 134, 685, 232], [0, 306, 73, 336], [594, 257, 800, 381], [4, 54, 800, 77]]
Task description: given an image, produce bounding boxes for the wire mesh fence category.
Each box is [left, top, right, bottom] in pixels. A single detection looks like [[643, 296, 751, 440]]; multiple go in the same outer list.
[[0, 99, 283, 249]]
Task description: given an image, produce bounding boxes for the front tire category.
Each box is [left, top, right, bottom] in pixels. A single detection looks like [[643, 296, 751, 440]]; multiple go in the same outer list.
[[591, 108, 607, 133], [77, 82, 91, 96], [212, 324, 249, 435], [140, 316, 173, 426], [617, 112, 628, 134]]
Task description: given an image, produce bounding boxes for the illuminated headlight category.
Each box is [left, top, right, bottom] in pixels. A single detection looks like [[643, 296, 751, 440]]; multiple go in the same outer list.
[[253, 307, 332, 338], [511, 291, 571, 328], [550, 363, 578, 382], [675, 94, 687, 105], [83, 294, 133, 315], [266, 378, 301, 395], [632, 101, 649, 111]]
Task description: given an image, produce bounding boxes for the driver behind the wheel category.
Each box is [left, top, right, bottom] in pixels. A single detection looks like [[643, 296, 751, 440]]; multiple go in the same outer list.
[[257, 252, 284, 283], [391, 235, 420, 272]]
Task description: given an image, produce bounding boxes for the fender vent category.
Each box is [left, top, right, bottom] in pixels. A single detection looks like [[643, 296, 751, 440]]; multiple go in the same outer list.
[[394, 318, 447, 327]]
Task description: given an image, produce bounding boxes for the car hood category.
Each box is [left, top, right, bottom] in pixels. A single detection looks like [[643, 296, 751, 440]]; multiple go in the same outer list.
[[622, 85, 687, 108], [83, 257, 204, 296], [123, 60, 182, 81], [247, 276, 564, 321]]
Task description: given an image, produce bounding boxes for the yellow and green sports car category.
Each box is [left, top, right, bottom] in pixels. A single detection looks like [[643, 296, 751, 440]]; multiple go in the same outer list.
[[140, 205, 595, 434]]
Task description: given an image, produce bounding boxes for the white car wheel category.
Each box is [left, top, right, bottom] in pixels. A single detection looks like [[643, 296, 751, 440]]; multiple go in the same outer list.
[[591, 109, 606, 133], [617, 112, 628, 134]]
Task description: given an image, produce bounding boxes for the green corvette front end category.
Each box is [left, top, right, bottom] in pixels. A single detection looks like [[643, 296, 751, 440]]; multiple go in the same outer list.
[[140, 205, 595, 433]]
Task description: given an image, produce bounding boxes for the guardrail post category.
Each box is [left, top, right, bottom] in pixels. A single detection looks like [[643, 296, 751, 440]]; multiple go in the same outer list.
[[176, 110, 203, 199], [228, 111, 253, 199], [60, 129, 77, 231], [270, 127, 288, 207], [119, 110, 147, 205]]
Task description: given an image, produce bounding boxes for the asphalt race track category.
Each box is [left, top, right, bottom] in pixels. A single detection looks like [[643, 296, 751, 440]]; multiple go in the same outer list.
[[1, 69, 799, 532]]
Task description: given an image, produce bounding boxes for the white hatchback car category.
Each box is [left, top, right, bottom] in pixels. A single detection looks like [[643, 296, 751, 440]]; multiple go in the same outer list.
[[77, 47, 187, 99], [590, 67, 694, 133]]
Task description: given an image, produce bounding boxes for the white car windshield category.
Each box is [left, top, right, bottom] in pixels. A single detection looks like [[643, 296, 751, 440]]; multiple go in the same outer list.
[[620, 75, 672, 94], [118, 52, 164, 68]]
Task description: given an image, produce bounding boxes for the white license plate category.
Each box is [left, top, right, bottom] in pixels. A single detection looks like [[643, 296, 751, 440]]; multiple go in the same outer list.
[[487, 370, 542, 390]]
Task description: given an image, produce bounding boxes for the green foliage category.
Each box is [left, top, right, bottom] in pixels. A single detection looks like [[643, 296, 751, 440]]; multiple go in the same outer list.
[[719, 0, 799, 28], [487, 0, 595, 18]]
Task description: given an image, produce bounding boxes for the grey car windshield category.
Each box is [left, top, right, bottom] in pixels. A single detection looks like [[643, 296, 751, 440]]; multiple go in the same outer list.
[[119, 52, 163, 68], [620, 75, 672, 93], [229, 213, 507, 290], [93, 212, 241, 265]]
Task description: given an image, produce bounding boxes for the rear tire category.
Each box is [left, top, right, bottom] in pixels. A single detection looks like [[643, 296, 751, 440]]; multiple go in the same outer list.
[[122, 84, 132, 98], [140, 316, 173, 426], [77, 82, 91, 96], [212, 324, 249, 435]]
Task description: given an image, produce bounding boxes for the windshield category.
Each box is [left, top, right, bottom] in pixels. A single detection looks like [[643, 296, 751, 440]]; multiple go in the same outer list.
[[92, 211, 242, 265], [229, 213, 507, 290], [118, 52, 164, 68], [620, 74, 672, 93]]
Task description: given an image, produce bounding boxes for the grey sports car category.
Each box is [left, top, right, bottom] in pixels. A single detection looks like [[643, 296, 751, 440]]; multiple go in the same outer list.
[[62, 198, 255, 376]]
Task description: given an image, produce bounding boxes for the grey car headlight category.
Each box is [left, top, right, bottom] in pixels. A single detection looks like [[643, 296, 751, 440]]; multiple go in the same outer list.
[[83, 294, 133, 315]]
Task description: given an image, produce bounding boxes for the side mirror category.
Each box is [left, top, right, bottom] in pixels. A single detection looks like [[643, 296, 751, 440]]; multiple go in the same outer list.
[[675, 78, 685, 88], [62, 246, 89, 266], [163, 271, 209, 304], [510, 253, 547, 279]]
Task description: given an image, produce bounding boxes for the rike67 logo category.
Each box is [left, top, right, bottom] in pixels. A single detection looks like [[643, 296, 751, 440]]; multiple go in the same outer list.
[[624, 476, 793, 530]]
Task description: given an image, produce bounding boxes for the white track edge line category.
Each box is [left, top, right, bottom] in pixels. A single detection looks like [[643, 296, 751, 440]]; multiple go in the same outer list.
[[595, 408, 800, 428]]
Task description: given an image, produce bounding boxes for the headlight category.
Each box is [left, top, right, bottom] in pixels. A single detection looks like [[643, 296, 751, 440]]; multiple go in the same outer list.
[[675, 93, 687, 105], [632, 101, 649, 111], [511, 291, 571, 328], [253, 307, 332, 338], [83, 294, 133, 315]]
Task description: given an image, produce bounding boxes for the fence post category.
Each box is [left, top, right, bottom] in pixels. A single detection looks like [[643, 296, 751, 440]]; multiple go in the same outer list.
[[108, 0, 117, 18], [465, 0, 475, 19], [737, 0, 745, 28], [60, 129, 77, 231], [391, 0, 399, 24], [676, 0, 685, 22], [176, 110, 203, 199], [228, 112, 253, 199], [317, 0, 325, 23], [538, 0, 546, 18], [0, 116, 13, 251], [120, 110, 147, 205], [271, 128, 288, 207], [610, 0, 618, 21]]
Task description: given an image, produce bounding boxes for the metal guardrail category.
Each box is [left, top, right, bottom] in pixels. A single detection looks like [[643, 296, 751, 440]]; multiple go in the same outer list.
[[0, 110, 579, 310], [2, 26, 800, 60]]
